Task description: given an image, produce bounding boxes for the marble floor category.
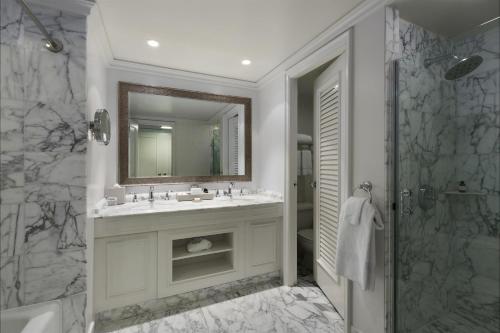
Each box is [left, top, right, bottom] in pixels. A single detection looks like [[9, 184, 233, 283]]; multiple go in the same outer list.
[[99, 273, 343, 333]]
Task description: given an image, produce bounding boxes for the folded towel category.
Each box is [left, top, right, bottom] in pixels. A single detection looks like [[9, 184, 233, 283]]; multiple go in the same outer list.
[[335, 198, 383, 290], [186, 238, 213, 253], [297, 134, 313, 144], [297, 150, 313, 176], [301, 150, 312, 176]]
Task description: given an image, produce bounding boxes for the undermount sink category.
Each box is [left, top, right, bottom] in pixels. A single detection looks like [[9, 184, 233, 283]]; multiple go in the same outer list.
[[176, 192, 215, 201]]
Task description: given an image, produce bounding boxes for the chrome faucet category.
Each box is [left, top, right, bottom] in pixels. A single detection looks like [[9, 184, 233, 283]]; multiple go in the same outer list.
[[148, 186, 154, 202], [165, 190, 172, 200], [227, 182, 234, 199]]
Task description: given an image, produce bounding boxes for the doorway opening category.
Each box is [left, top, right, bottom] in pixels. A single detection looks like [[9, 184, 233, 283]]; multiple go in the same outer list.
[[284, 29, 353, 332], [296, 61, 334, 279]]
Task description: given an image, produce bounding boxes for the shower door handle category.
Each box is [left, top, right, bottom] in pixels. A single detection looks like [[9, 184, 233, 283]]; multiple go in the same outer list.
[[400, 188, 413, 216]]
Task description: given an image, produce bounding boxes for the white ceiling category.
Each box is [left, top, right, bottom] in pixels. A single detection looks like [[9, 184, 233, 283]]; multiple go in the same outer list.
[[390, 0, 499, 37], [129, 93, 232, 121], [97, 0, 364, 82]]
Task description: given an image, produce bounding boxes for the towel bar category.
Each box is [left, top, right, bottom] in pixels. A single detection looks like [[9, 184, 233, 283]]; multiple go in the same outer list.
[[353, 181, 373, 203]]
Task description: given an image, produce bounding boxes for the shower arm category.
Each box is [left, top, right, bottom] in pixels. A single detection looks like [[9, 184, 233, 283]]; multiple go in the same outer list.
[[423, 54, 454, 68], [15, 0, 63, 53]]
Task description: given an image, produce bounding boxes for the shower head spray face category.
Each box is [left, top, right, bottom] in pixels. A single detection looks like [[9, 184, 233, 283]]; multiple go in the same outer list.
[[445, 55, 483, 80]]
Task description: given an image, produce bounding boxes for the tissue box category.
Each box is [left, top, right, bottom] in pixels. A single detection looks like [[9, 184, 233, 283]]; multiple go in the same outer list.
[[105, 185, 126, 204]]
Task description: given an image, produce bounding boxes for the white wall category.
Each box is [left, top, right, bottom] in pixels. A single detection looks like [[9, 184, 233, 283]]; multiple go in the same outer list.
[[255, 77, 286, 193], [256, 7, 387, 333], [87, 7, 109, 209], [350, 7, 386, 333], [86, 6, 110, 326], [105, 67, 258, 190]]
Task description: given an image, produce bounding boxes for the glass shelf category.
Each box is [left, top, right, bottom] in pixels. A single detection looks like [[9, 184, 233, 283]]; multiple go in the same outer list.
[[443, 191, 487, 196]]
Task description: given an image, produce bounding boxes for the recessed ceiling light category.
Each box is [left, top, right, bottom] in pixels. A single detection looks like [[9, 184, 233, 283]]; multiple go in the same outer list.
[[161, 125, 172, 130], [241, 59, 251, 66], [147, 40, 160, 48]]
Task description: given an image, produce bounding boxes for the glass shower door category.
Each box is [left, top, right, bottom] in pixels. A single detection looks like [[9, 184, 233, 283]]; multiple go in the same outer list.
[[394, 18, 499, 333]]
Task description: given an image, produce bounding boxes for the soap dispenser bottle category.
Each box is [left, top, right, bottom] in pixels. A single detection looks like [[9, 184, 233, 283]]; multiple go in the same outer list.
[[458, 181, 467, 193]]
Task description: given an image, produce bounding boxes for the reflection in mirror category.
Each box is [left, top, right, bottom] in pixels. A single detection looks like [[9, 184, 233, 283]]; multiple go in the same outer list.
[[127, 92, 245, 178]]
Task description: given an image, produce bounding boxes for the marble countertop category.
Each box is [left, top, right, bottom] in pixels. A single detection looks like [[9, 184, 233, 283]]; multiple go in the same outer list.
[[91, 194, 283, 219]]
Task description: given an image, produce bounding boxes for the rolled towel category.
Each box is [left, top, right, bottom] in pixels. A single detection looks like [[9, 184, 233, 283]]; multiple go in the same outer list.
[[186, 238, 213, 253], [297, 133, 313, 144]]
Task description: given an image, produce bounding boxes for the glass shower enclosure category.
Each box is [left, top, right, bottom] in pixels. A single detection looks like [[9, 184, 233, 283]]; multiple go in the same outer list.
[[394, 17, 499, 333]]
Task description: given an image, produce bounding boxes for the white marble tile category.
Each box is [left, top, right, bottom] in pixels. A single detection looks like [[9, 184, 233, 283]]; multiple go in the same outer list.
[[24, 200, 86, 253], [104, 276, 343, 333], [0, 0, 23, 46], [0, 255, 24, 310], [22, 3, 86, 58], [0, 99, 24, 153], [24, 101, 87, 153], [62, 292, 87, 333], [0, 44, 25, 101], [24, 45, 86, 105], [24, 152, 86, 202], [0, 203, 24, 257], [0, 151, 24, 204], [455, 112, 499, 155], [24, 249, 86, 304]]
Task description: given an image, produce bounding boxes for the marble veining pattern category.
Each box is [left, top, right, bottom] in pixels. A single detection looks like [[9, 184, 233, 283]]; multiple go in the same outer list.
[[98, 274, 343, 333], [0, 1, 89, 332], [394, 17, 499, 333], [93, 194, 283, 219]]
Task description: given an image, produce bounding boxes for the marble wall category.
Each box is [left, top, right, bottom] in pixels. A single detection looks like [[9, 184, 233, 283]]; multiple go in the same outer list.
[[396, 18, 499, 332], [0, 1, 88, 332]]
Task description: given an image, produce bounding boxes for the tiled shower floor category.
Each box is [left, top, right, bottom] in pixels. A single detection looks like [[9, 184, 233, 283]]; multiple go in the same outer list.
[[415, 312, 498, 333], [97, 274, 343, 333]]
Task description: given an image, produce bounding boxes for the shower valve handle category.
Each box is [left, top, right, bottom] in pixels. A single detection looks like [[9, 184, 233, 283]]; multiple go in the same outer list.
[[400, 188, 413, 216]]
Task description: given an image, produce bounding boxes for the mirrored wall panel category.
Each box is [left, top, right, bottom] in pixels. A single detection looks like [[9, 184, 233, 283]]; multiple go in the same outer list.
[[118, 83, 251, 184]]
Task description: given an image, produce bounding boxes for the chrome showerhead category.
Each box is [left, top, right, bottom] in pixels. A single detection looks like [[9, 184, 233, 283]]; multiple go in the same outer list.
[[444, 55, 483, 80], [424, 54, 483, 80]]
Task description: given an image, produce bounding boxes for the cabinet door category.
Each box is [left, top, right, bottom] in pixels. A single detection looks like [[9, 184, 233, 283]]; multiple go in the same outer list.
[[95, 232, 157, 311], [246, 220, 279, 276]]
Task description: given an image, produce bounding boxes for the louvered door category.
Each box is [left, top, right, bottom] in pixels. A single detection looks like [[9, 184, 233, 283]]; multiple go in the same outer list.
[[228, 115, 239, 175], [314, 54, 347, 318]]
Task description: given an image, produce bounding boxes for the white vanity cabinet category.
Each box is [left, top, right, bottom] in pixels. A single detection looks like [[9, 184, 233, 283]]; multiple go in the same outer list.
[[94, 232, 157, 311], [157, 224, 244, 298], [246, 220, 280, 276], [93, 202, 282, 312]]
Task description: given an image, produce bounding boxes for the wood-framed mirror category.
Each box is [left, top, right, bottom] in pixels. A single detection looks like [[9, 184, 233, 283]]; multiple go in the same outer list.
[[118, 82, 252, 184]]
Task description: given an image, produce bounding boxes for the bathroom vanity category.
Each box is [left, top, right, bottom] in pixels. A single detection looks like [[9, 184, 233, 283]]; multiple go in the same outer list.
[[92, 195, 283, 311]]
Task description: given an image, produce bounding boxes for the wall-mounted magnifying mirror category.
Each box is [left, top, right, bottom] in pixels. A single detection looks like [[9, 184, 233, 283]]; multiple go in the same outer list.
[[89, 109, 111, 145], [118, 82, 252, 184]]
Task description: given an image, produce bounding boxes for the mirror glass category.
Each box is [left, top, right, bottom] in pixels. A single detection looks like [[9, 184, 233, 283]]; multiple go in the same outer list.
[[127, 92, 246, 178]]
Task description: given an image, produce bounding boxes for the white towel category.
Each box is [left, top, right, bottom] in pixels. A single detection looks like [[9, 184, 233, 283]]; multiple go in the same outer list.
[[335, 198, 383, 290], [342, 197, 368, 225], [297, 150, 313, 176], [301, 150, 312, 176], [297, 134, 313, 144]]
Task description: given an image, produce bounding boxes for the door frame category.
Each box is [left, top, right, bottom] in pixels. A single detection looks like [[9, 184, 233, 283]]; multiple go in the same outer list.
[[283, 29, 353, 332]]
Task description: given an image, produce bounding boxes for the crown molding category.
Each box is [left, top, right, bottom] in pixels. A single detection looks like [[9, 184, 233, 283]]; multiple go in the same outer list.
[[88, 5, 113, 66], [256, 0, 386, 88], [108, 59, 259, 90], [27, 0, 94, 16], [87, 0, 386, 91]]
